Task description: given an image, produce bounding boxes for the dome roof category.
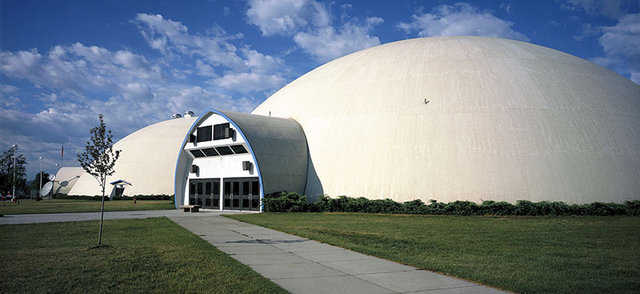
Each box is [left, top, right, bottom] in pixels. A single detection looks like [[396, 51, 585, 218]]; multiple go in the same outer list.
[[68, 117, 197, 196], [253, 36, 640, 203]]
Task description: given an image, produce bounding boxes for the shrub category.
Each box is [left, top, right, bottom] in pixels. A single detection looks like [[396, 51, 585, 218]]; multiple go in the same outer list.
[[261, 193, 639, 216]]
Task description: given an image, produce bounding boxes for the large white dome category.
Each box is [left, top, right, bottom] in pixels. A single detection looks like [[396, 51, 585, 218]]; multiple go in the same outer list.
[[253, 36, 640, 204]]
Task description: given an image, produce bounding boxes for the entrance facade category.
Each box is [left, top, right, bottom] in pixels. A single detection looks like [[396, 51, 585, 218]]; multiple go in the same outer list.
[[189, 177, 259, 211]]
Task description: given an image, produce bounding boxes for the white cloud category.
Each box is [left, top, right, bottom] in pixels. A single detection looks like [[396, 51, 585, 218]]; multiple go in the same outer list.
[[246, 0, 329, 36], [213, 72, 286, 93], [1, 13, 292, 177], [594, 13, 640, 84], [294, 17, 383, 62], [135, 13, 244, 69], [247, 0, 383, 62], [396, 3, 529, 41]]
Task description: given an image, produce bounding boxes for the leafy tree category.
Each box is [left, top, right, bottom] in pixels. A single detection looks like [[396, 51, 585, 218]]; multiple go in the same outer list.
[[0, 146, 27, 197], [77, 114, 120, 246]]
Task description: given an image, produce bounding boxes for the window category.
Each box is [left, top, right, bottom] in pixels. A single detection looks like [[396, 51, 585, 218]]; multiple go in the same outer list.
[[189, 149, 206, 158], [189, 134, 196, 143], [202, 148, 218, 156], [214, 123, 231, 140], [196, 126, 212, 142], [213, 182, 220, 195], [196, 182, 203, 194], [205, 182, 211, 194], [233, 182, 240, 195], [215, 146, 234, 155], [224, 182, 231, 196], [189, 183, 195, 196], [230, 144, 248, 154], [252, 181, 259, 196], [242, 182, 249, 195]]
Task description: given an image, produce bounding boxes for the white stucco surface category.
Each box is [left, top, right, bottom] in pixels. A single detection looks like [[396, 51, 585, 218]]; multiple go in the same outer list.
[[68, 117, 197, 196], [253, 36, 640, 203]]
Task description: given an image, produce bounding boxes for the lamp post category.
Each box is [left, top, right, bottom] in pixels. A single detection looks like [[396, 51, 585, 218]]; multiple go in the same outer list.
[[11, 144, 17, 200], [39, 156, 43, 199]]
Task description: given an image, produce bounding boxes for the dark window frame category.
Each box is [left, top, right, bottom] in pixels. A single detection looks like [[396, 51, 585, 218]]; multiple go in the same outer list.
[[196, 125, 212, 142], [213, 123, 231, 140]]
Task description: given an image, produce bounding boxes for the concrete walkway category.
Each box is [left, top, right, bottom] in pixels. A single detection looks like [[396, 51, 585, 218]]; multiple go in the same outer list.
[[170, 215, 508, 294], [0, 209, 246, 225]]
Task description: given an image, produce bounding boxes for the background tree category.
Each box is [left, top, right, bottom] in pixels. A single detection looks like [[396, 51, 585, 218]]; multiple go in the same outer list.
[[0, 146, 27, 196], [29, 171, 51, 197], [77, 114, 120, 246]]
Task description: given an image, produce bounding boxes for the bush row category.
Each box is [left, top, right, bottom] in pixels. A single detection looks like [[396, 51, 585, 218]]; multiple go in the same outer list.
[[52, 194, 174, 201], [263, 193, 640, 216]]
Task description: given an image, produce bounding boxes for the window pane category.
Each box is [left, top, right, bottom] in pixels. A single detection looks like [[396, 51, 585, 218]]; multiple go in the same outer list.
[[252, 181, 259, 196], [196, 126, 212, 142], [230, 144, 248, 154], [196, 183, 203, 194], [205, 182, 211, 194], [213, 123, 230, 140], [233, 182, 239, 195], [242, 182, 249, 195], [215, 146, 233, 155], [224, 182, 230, 196], [189, 149, 206, 158], [189, 183, 195, 196], [233, 199, 239, 208], [242, 199, 249, 208], [213, 182, 220, 194], [202, 148, 218, 156]]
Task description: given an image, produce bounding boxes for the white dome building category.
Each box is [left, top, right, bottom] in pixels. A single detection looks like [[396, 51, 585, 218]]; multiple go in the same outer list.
[[62, 36, 640, 210], [252, 36, 640, 204]]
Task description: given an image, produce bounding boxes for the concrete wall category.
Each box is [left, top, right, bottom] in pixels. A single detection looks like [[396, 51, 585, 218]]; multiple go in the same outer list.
[[252, 36, 640, 204]]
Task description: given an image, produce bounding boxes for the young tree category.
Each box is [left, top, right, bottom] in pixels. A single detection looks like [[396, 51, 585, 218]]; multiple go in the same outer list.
[[0, 146, 27, 197], [77, 114, 120, 246]]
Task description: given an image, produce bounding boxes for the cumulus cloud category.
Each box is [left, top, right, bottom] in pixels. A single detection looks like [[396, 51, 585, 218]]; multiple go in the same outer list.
[[593, 13, 640, 83], [1, 13, 291, 177], [246, 0, 383, 62], [396, 3, 529, 41], [294, 17, 383, 62]]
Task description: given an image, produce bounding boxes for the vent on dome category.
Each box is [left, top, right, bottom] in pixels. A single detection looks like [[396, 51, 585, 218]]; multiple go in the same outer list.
[[172, 113, 182, 119], [184, 111, 195, 117]]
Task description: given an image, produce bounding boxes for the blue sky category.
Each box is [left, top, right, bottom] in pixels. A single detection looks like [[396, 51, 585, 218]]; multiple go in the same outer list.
[[1, 0, 639, 178]]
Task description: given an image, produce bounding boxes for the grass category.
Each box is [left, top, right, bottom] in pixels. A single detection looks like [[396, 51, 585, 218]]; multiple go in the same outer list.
[[227, 213, 640, 294], [0, 199, 174, 215], [0, 217, 285, 293]]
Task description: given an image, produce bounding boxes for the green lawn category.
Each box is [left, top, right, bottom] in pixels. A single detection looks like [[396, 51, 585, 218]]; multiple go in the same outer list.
[[228, 213, 640, 294], [0, 217, 285, 293], [0, 199, 174, 215]]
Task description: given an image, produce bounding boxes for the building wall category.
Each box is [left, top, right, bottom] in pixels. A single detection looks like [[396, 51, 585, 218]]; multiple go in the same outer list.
[[252, 36, 640, 204], [52, 167, 84, 195], [181, 114, 256, 205], [174, 110, 309, 208]]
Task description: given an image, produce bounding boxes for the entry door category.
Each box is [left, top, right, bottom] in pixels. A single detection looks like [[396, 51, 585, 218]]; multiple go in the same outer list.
[[222, 178, 260, 211], [189, 178, 220, 209]]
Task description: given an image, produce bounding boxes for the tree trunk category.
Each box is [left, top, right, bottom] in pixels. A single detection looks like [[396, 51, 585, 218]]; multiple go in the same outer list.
[[98, 177, 106, 246]]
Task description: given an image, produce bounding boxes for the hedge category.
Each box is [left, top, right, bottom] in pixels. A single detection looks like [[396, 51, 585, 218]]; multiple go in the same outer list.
[[263, 193, 640, 216], [52, 194, 174, 201]]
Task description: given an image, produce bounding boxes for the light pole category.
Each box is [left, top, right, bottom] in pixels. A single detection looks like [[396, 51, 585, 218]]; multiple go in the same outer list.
[[11, 144, 17, 200], [39, 156, 43, 199]]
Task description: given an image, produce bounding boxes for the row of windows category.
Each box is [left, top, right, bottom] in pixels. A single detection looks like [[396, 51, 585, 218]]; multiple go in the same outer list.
[[189, 181, 259, 196], [192, 123, 233, 143], [189, 144, 248, 158]]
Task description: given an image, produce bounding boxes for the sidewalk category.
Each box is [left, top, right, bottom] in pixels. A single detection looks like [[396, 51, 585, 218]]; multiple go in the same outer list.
[[170, 215, 509, 294], [0, 209, 244, 225]]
